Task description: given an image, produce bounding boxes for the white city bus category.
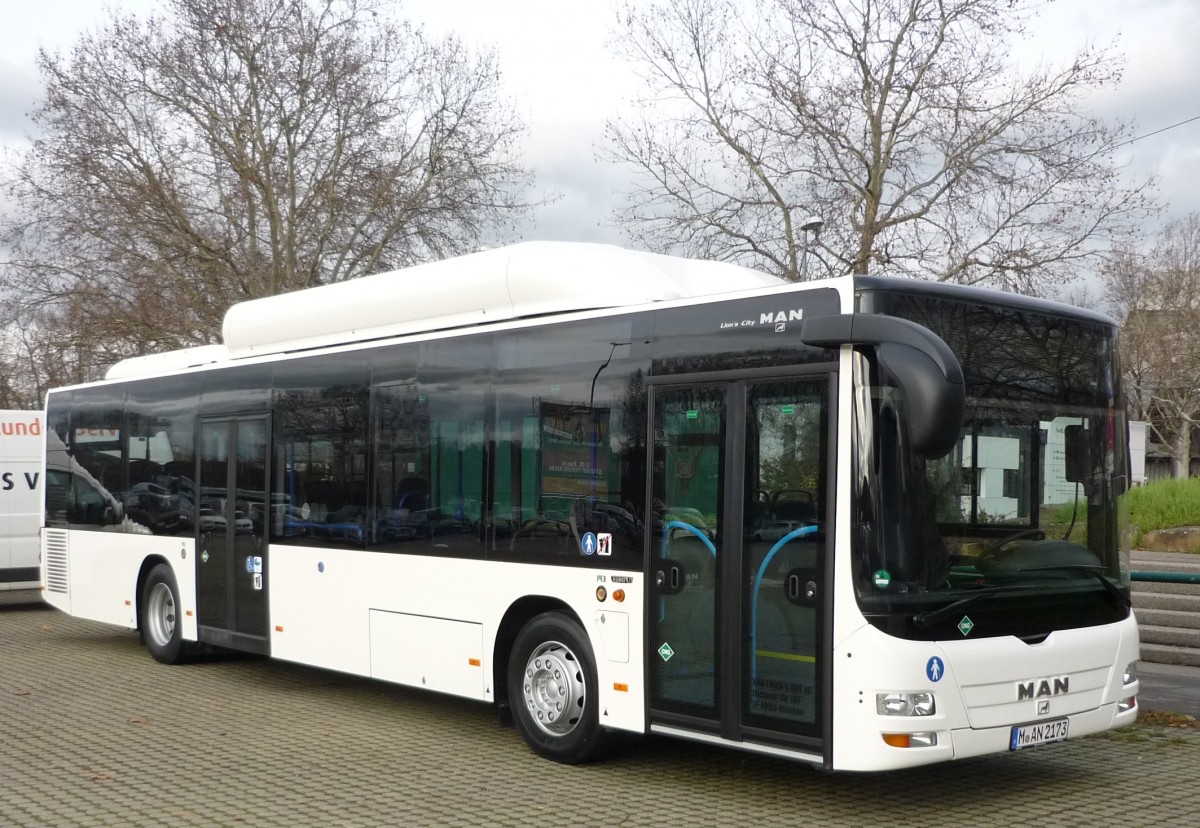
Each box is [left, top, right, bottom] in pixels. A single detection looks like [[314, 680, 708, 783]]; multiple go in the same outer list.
[[2, 410, 43, 591], [39, 242, 1138, 770]]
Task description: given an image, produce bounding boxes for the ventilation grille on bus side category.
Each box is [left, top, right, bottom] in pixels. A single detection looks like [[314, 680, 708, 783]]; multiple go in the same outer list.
[[44, 529, 69, 594]]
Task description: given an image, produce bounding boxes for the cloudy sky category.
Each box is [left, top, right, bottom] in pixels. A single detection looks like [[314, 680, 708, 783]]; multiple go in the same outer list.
[[2, 0, 1198, 250]]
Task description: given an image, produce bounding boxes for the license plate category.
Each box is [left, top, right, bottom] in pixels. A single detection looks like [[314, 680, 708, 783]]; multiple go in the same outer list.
[[1010, 718, 1069, 751]]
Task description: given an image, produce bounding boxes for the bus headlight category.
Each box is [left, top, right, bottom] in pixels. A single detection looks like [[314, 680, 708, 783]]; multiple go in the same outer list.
[[876, 692, 936, 716], [1122, 661, 1137, 686]]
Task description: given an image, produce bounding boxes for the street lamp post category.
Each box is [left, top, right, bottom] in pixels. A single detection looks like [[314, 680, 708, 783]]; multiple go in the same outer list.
[[799, 215, 824, 279]]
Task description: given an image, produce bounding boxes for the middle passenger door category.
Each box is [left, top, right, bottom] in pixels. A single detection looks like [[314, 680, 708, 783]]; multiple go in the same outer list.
[[648, 377, 830, 749], [196, 416, 270, 652]]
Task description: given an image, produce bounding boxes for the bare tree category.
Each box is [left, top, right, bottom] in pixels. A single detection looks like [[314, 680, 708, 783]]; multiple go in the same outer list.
[[1105, 214, 1200, 479], [0, 305, 104, 408], [605, 0, 1156, 288], [0, 0, 531, 372]]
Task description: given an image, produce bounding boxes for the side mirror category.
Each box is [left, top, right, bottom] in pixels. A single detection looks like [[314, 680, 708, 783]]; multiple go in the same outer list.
[[1063, 424, 1090, 484], [799, 313, 966, 459]]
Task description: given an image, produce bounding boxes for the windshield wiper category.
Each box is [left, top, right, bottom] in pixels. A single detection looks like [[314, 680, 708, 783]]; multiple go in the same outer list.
[[1019, 564, 1132, 609], [912, 585, 1034, 630]]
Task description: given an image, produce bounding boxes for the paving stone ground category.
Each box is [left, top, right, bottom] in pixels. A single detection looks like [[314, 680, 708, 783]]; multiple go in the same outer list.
[[2, 590, 1197, 828]]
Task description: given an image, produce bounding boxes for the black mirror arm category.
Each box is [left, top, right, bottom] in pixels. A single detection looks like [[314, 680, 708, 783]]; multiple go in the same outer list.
[[797, 313, 963, 386]]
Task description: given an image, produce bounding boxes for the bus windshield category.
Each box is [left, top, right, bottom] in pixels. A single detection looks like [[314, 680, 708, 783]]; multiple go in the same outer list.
[[851, 290, 1132, 641]]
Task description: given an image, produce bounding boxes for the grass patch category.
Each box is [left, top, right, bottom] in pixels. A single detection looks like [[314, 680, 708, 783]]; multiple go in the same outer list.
[[1127, 477, 1200, 547], [1006, 478, 1200, 547]]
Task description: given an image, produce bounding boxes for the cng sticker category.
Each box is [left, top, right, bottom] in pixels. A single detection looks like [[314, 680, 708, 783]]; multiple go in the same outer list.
[[658, 642, 675, 662], [958, 616, 975, 636]]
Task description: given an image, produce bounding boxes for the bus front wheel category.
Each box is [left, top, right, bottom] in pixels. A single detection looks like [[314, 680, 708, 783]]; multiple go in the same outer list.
[[508, 612, 610, 764], [141, 563, 191, 665]]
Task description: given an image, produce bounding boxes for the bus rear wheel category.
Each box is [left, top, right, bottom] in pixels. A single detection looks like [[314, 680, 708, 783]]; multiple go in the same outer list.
[[508, 612, 610, 764], [141, 563, 191, 665]]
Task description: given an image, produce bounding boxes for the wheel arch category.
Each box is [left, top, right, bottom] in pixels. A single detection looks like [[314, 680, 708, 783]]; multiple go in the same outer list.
[[134, 554, 174, 635], [492, 595, 580, 711]]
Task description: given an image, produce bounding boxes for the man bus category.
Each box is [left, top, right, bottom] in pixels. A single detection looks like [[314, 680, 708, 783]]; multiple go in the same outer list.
[[39, 242, 1137, 770]]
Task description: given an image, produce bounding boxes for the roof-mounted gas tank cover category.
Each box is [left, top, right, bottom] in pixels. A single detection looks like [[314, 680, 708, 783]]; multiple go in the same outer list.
[[799, 313, 965, 459], [220, 241, 785, 359]]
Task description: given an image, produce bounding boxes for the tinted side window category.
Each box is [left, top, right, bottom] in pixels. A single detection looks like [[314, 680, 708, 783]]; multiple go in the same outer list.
[[372, 382, 435, 550], [125, 375, 199, 536], [417, 336, 491, 558], [271, 354, 370, 548], [58, 385, 125, 529], [493, 318, 648, 569]]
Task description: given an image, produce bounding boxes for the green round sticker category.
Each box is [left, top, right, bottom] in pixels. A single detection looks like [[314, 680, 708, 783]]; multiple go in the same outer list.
[[872, 569, 891, 588]]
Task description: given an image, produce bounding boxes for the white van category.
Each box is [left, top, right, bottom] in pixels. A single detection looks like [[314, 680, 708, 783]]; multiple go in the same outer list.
[[1, 410, 42, 591]]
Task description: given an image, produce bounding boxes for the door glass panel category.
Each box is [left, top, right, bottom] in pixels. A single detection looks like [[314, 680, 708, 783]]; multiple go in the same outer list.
[[650, 386, 724, 716], [198, 422, 230, 629], [233, 420, 268, 636], [197, 418, 269, 639], [743, 381, 826, 733]]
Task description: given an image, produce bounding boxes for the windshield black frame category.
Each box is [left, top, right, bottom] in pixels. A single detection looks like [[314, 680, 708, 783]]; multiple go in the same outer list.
[[850, 285, 1132, 642]]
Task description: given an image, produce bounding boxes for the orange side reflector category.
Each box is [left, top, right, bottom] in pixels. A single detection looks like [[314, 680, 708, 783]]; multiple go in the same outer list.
[[613, 683, 629, 692], [185, 610, 194, 617], [882, 733, 911, 748], [125, 600, 132, 606], [275, 625, 284, 633], [469, 658, 481, 667]]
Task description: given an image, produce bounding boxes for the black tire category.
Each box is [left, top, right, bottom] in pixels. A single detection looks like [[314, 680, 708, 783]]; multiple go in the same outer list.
[[141, 563, 190, 665], [508, 611, 610, 764]]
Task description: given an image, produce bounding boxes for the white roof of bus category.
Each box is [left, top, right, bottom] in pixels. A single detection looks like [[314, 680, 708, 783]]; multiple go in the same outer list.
[[105, 344, 230, 380], [105, 242, 786, 379]]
